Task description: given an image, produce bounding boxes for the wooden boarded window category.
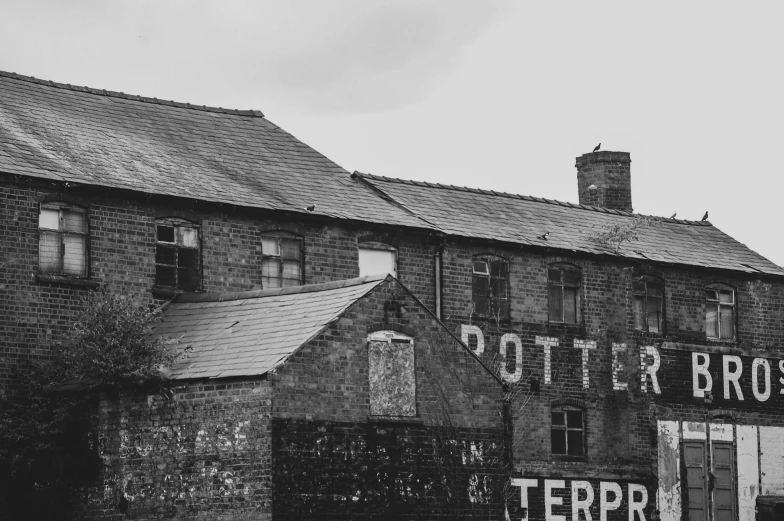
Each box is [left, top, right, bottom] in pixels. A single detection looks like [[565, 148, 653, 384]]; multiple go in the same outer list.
[[39, 203, 88, 277], [684, 441, 708, 521], [368, 331, 415, 417], [711, 441, 736, 521]]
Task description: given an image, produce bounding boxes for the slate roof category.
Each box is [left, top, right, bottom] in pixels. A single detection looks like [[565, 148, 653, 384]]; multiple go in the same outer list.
[[354, 173, 784, 277], [0, 71, 430, 229], [156, 275, 387, 380]]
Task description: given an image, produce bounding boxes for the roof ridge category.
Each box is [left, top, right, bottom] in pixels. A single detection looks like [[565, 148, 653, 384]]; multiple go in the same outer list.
[[355, 172, 710, 226], [175, 274, 388, 303], [0, 70, 265, 118]]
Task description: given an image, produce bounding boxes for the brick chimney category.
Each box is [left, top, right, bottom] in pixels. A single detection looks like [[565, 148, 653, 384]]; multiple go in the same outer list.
[[576, 151, 632, 212]]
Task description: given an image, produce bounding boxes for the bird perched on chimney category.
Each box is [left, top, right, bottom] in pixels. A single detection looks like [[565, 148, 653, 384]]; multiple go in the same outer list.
[[538, 232, 549, 241], [701, 211, 708, 221], [593, 143, 601, 152], [669, 212, 677, 219], [305, 204, 316, 212]]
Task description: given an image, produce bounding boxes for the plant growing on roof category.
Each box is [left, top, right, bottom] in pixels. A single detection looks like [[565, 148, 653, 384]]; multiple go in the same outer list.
[[589, 215, 661, 254]]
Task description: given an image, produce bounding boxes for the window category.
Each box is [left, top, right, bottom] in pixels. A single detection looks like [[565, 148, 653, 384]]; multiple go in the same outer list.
[[358, 243, 397, 277], [155, 219, 201, 291], [551, 406, 584, 456], [261, 234, 303, 288], [39, 203, 88, 277], [472, 256, 509, 317], [632, 276, 663, 333], [368, 331, 415, 417], [706, 286, 734, 340], [548, 266, 580, 323]]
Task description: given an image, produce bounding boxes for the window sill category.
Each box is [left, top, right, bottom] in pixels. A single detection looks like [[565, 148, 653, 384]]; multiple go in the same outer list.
[[152, 285, 202, 297], [36, 273, 101, 288], [368, 415, 423, 424], [551, 454, 587, 462]]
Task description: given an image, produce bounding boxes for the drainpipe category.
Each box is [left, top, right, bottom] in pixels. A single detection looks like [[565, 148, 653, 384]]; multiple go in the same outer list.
[[435, 244, 443, 319]]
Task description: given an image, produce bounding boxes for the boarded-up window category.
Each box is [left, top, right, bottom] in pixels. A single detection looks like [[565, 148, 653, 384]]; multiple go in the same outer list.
[[39, 203, 88, 277], [262, 235, 303, 288], [155, 219, 201, 291], [368, 331, 415, 417], [358, 245, 396, 277]]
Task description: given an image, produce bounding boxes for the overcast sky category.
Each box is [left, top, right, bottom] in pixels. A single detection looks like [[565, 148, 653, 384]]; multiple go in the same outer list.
[[2, 1, 783, 266]]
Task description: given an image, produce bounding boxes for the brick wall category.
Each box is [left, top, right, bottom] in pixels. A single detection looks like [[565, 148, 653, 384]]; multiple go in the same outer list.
[[0, 179, 436, 394], [270, 278, 507, 519], [78, 379, 273, 521]]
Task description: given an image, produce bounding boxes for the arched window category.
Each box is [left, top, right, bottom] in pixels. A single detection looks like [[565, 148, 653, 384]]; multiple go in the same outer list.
[[551, 405, 585, 456], [632, 276, 664, 333], [261, 232, 303, 288], [705, 284, 735, 340], [155, 218, 201, 291], [39, 202, 89, 277], [548, 264, 580, 323], [472, 255, 509, 318]]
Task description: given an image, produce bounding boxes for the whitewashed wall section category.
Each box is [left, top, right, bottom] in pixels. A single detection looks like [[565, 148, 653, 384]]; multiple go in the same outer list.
[[656, 421, 779, 521]]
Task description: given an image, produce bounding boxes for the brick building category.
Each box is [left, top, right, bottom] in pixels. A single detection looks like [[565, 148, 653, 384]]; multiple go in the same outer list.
[[2, 71, 784, 520]]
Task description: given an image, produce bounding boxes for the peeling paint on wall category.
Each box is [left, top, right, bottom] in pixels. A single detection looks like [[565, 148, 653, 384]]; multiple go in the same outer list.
[[736, 425, 759, 521], [657, 420, 681, 521], [760, 426, 784, 495]]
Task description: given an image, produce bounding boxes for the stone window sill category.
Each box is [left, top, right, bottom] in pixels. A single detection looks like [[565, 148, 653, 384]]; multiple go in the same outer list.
[[36, 273, 101, 288], [368, 415, 424, 424]]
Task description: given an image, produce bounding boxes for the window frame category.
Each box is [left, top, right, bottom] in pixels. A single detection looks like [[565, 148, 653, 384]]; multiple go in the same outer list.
[[547, 264, 581, 324], [632, 275, 664, 334], [38, 202, 89, 278], [261, 232, 304, 289], [367, 330, 416, 418], [154, 218, 202, 292], [358, 241, 398, 278], [705, 285, 735, 340], [471, 255, 510, 319], [550, 405, 585, 457]]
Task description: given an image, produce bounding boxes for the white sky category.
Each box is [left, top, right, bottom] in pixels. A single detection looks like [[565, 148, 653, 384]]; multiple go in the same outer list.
[[2, 1, 783, 266]]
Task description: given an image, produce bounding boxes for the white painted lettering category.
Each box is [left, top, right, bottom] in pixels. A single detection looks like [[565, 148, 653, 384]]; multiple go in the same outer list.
[[723, 355, 744, 401], [639, 346, 661, 394], [460, 324, 484, 355], [536, 336, 559, 384], [499, 333, 523, 383], [612, 343, 628, 391], [545, 479, 566, 521], [512, 478, 538, 521], [779, 360, 784, 395], [628, 483, 648, 521], [692, 352, 712, 398], [600, 481, 622, 521], [572, 480, 594, 521], [752, 358, 771, 402], [574, 340, 597, 389]]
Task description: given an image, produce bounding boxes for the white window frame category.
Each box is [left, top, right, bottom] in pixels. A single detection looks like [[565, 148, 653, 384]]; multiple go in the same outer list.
[[38, 202, 89, 277]]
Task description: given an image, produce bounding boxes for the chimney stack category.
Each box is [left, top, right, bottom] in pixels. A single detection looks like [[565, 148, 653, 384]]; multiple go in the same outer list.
[[576, 151, 632, 212]]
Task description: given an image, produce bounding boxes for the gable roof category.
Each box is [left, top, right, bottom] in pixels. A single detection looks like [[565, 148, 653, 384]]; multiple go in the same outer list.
[[0, 71, 431, 229], [354, 173, 784, 277], [155, 275, 388, 380]]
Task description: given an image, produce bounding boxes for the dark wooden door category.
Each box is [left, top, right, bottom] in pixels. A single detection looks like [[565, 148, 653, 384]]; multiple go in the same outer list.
[[684, 441, 709, 521], [711, 441, 736, 521]]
